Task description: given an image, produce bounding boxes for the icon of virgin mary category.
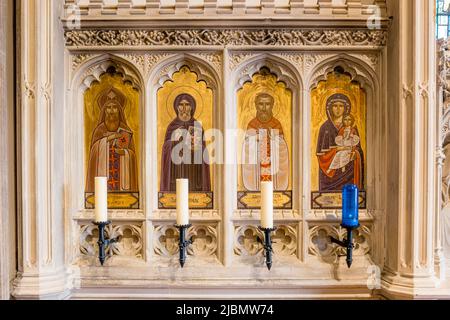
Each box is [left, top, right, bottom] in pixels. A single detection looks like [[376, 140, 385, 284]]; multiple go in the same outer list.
[[316, 93, 364, 191]]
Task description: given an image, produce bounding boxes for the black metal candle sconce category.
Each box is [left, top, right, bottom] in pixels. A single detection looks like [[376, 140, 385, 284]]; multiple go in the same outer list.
[[94, 221, 120, 266], [257, 227, 277, 270], [175, 224, 193, 268], [329, 225, 359, 268]]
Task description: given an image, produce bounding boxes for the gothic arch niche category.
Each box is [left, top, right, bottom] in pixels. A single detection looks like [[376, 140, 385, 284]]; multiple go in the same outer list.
[[146, 54, 222, 214], [67, 55, 145, 265], [68, 55, 145, 210], [147, 55, 222, 263], [306, 55, 385, 267], [310, 67, 367, 209], [84, 67, 140, 209], [230, 55, 303, 264], [237, 67, 293, 210], [231, 54, 302, 215], [157, 65, 214, 209]]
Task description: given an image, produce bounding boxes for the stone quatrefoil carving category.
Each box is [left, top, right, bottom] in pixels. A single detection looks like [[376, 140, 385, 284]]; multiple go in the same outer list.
[[79, 223, 143, 259], [309, 224, 371, 264], [153, 224, 218, 257], [78, 222, 374, 264], [234, 225, 297, 257]]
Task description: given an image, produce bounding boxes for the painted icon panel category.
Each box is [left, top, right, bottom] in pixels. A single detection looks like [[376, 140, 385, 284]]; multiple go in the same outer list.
[[311, 70, 366, 209], [85, 72, 140, 209], [157, 66, 214, 209], [237, 68, 293, 209]]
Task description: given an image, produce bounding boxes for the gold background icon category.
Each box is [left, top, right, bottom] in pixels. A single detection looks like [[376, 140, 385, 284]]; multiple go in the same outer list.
[[310, 71, 367, 191], [157, 66, 214, 192], [237, 69, 293, 192], [84, 72, 141, 203]]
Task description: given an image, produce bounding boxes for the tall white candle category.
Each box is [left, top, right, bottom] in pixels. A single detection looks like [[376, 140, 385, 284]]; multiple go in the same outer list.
[[95, 177, 108, 222], [261, 181, 274, 229], [176, 179, 189, 226]]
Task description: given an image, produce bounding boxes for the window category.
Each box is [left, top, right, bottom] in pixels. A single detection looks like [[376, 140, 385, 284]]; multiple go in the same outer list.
[[437, 0, 450, 39]]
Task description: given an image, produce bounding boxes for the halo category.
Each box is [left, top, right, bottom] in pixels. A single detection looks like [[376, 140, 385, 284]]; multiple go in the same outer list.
[[166, 86, 205, 120], [320, 90, 357, 121]]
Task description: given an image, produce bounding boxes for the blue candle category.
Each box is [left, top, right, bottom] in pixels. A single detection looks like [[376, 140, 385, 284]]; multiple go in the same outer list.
[[342, 184, 359, 228]]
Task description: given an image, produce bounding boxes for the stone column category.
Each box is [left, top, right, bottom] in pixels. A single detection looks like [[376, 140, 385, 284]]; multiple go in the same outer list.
[[222, 47, 234, 267], [12, 0, 71, 299], [382, 0, 444, 298], [0, 0, 16, 301]]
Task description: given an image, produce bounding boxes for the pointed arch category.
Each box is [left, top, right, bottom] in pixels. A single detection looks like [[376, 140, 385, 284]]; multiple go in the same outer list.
[[307, 53, 379, 94], [232, 53, 303, 92], [71, 54, 144, 93], [148, 53, 221, 92], [231, 52, 303, 214], [305, 53, 385, 266], [146, 53, 223, 214]]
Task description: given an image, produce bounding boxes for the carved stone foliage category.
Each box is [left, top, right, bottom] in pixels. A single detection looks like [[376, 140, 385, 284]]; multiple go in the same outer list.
[[229, 53, 254, 71], [309, 224, 371, 264], [362, 54, 379, 70], [273, 52, 303, 71], [234, 225, 297, 257], [190, 52, 222, 75], [118, 53, 175, 77], [153, 224, 218, 258], [65, 29, 388, 48], [79, 222, 143, 260], [303, 54, 333, 75], [118, 53, 146, 74], [72, 54, 95, 71]]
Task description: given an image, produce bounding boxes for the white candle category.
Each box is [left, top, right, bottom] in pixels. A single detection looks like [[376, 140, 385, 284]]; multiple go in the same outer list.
[[176, 179, 189, 226], [261, 181, 274, 229], [95, 177, 108, 222]]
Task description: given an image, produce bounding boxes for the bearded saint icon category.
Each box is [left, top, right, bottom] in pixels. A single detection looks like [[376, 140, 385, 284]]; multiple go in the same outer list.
[[86, 87, 138, 193], [241, 93, 289, 191]]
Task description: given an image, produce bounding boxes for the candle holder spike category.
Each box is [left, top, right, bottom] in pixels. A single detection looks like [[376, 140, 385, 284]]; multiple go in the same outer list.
[[330, 225, 358, 268], [258, 226, 277, 270], [93, 221, 120, 266], [175, 224, 193, 268]]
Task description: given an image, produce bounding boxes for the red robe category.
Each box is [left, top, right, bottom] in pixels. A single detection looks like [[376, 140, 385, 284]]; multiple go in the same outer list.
[[316, 120, 363, 191]]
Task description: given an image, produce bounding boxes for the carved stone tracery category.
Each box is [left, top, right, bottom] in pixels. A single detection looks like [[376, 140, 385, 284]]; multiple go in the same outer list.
[[65, 29, 388, 48], [234, 225, 297, 257], [309, 224, 372, 264], [153, 224, 218, 258], [79, 223, 143, 260]]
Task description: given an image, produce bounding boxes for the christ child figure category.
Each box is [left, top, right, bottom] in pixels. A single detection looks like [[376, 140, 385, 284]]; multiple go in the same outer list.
[[328, 114, 360, 173]]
